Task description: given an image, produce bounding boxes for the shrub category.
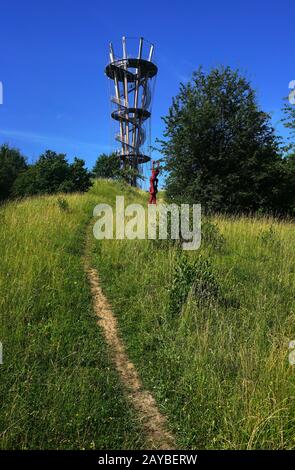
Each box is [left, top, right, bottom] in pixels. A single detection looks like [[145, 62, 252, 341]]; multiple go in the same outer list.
[[258, 226, 281, 253], [258, 225, 277, 245], [202, 220, 226, 251], [57, 197, 70, 212], [168, 254, 221, 316]]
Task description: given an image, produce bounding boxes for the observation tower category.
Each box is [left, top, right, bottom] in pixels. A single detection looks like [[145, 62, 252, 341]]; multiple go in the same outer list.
[[105, 37, 158, 186]]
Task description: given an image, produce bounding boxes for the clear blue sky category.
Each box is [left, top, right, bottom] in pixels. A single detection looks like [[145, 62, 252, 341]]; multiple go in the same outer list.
[[0, 0, 294, 180]]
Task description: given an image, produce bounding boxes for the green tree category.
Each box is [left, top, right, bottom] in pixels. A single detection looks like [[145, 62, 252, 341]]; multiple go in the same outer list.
[[159, 66, 283, 214], [0, 144, 27, 201], [35, 150, 71, 193], [282, 100, 295, 152], [92, 153, 145, 187], [92, 153, 121, 179], [12, 150, 92, 197], [279, 101, 295, 214], [69, 157, 92, 192], [11, 165, 40, 197]]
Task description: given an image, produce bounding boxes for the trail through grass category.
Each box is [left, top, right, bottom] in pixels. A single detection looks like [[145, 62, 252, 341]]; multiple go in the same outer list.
[[1, 179, 295, 449], [0, 182, 145, 449], [92, 198, 295, 449], [84, 231, 175, 450]]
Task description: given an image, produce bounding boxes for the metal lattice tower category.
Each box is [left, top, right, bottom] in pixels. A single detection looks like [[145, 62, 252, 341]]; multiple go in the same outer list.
[[105, 37, 158, 186]]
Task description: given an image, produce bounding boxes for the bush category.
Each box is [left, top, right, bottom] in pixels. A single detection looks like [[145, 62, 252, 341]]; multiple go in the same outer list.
[[202, 220, 226, 251], [258, 225, 281, 252], [168, 254, 221, 316], [57, 197, 70, 212]]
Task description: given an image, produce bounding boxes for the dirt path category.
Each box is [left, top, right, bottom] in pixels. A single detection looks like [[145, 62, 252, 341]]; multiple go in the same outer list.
[[84, 235, 175, 450]]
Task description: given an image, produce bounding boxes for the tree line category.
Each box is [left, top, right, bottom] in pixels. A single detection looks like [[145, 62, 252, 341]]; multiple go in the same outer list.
[[1, 65, 295, 215], [0, 148, 92, 201], [0, 147, 141, 202]]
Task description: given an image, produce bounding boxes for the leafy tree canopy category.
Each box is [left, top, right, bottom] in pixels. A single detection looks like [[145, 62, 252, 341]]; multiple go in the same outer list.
[[92, 152, 144, 186], [12, 150, 92, 197], [159, 66, 294, 215], [92, 152, 121, 179], [0, 144, 27, 201]]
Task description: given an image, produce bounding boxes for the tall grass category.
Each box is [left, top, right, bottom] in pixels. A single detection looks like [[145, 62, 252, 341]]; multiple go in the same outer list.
[[1, 179, 294, 449], [0, 182, 144, 449], [93, 202, 295, 449]]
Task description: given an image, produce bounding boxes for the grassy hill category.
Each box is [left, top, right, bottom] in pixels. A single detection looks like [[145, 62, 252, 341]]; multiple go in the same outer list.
[[1, 179, 295, 449], [0, 182, 144, 449]]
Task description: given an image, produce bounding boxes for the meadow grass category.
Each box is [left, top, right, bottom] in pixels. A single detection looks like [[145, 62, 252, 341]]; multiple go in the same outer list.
[[0, 181, 145, 449], [92, 194, 295, 449], [1, 179, 295, 449]]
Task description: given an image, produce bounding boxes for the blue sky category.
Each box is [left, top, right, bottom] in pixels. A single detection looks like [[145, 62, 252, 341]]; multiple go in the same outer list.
[[0, 0, 294, 186]]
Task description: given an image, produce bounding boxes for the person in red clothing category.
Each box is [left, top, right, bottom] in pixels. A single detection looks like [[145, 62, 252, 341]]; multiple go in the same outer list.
[[149, 160, 160, 204]]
